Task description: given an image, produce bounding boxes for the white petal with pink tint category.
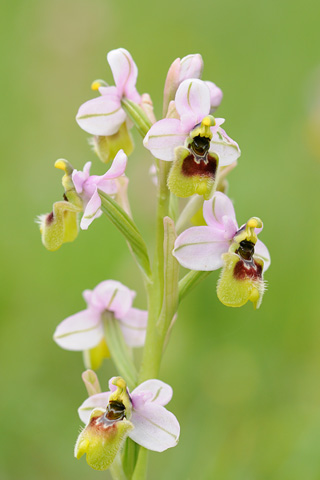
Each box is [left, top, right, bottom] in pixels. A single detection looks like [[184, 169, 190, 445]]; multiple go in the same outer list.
[[205, 81, 223, 112], [76, 90, 125, 136], [143, 118, 187, 161], [132, 380, 173, 406], [179, 54, 203, 82], [119, 308, 147, 347], [107, 48, 140, 103], [255, 240, 271, 271], [203, 191, 238, 236], [80, 190, 102, 230], [53, 309, 103, 351], [101, 149, 127, 179], [78, 392, 110, 424], [130, 403, 180, 452], [175, 79, 211, 130], [173, 226, 229, 271], [210, 128, 241, 166], [89, 280, 135, 317]]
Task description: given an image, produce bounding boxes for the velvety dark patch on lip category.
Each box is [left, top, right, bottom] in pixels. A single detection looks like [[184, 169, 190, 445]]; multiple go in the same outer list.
[[181, 153, 217, 178], [233, 258, 262, 280]]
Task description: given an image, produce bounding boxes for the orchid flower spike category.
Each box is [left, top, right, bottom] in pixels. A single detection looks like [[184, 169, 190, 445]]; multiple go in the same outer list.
[[173, 192, 270, 308], [76, 48, 140, 163], [75, 376, 180, 471], [72, 149, 127, 230], [37, 159, 82, 251], [144, 79, 240, 200], [53, 280, 148, 370]]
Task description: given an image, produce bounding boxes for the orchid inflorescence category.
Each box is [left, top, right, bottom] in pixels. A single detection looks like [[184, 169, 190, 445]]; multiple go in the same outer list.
[[37, 48, 270, 478]]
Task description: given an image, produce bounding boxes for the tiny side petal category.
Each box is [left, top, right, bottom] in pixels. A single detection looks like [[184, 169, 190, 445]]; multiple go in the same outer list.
[[210, 128, 241, 166], [131, 380, 173, 406], [255, 239, 271, 272], [99, 149, 127, 180], [130, 403, 180, 452], [203, 192, 237, 233], [80, 190, 102, 230]]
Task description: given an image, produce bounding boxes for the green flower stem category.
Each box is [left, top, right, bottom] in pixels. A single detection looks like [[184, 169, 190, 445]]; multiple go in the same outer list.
[[122, 439, 139, 480], [175, 195, 204, 234], [103, 313, 138, 391], [178, 270, 212, 301], [169, 192, 179, 223], [110, 452, 128, 480], [132, 162, 172, 480], [156, 217, 179, 338], [121, 99, 152, 137], [139, 160, 171, 382], [131, 448, 148, 480]]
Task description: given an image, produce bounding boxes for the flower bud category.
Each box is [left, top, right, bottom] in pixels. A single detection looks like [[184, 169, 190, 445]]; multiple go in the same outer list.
[[163, 54, 203, 116], [82, 370, 101, 397], [140, 93, 156, 124]]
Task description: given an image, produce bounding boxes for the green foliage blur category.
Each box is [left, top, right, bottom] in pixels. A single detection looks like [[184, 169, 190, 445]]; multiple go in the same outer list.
[[1, 0, 320, 478]]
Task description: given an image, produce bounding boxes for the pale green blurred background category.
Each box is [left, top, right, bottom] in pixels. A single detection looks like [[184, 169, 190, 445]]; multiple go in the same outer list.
[[1, 0, 320, 478]]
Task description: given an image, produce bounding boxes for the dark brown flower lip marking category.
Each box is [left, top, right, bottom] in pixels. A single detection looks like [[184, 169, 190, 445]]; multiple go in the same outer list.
[[233, 258, 262, 281], [181, 153, 217, 178]]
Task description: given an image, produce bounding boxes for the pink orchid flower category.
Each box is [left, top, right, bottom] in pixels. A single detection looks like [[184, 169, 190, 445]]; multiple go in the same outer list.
[[144, 78, 239, 165], [173, 191, 270, 271], [78, 377, 180, 452], [72, 149, 127, 230], [76, 48, 140, 136], [53, 280, 147, 352]]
